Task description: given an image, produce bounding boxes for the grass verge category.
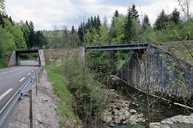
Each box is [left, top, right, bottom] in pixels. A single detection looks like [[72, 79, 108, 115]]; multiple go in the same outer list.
[[46, 64, 79, 127]]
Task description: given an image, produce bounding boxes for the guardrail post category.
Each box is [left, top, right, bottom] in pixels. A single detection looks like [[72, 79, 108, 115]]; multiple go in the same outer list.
[[35, 72, 38, 96], [29, 90, 33, 128]]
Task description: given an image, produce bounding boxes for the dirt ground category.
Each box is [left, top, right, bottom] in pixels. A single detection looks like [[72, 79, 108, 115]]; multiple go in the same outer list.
[[8, 70, 59, 128]]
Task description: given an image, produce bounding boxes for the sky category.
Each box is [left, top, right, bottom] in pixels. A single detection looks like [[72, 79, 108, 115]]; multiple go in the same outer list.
[[5, 0, 193, 30]]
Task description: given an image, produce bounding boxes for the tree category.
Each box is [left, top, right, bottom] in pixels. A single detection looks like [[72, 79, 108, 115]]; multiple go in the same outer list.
[[98, 19, 109, 43], [171, 9, 180, 24], [71, 25, 75, 34], [34, 31, 47, 48], [124, 4, 140, 42], [142, 15, 151, 30], [128, 5, 139, 20], [0, 26, 15, 57], [96, 15, 101, 30], [78, 23, 85, 42], [114, 10, 119, 17], [154, 10, 170, 31], [110, 15, 126, 43]]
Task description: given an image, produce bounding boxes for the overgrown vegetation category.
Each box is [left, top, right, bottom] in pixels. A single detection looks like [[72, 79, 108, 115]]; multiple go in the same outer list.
[[46, 53, 107, 128]]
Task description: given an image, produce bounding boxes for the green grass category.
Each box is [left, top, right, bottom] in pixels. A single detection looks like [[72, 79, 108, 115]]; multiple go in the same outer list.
[[46, 64, 79, 127], [0, 58, 7, 69]]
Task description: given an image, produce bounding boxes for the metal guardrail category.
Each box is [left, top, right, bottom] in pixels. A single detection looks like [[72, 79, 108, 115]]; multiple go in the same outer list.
[[0, 67, 42, 128]]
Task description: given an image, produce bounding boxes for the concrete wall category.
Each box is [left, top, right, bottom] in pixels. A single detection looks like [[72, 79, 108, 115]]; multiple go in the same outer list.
[[38, 49, 45, 66], [8, 51, 16, 67]]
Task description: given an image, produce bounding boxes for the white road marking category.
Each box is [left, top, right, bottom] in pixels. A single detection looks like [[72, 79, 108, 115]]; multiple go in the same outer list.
[[19, 77, 26, 82], [27, 72, 31, 76], [0, 88, 13, 101]]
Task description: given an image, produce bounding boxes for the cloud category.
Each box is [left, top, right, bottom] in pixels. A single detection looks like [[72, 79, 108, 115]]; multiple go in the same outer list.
[[5, 0, 193, 30]]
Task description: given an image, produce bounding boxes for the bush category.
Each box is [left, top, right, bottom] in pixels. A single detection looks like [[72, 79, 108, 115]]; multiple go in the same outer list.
[[62, 54, 106, 127]]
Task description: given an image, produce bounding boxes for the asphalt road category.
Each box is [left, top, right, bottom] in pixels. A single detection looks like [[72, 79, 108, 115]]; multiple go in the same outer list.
[[0, 66, 39, 111]]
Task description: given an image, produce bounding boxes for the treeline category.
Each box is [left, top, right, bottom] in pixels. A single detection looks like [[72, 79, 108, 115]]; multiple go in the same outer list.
[[77, 5, 190, 45], [43, 26, 80, 48], [45, 4, 192, 48]]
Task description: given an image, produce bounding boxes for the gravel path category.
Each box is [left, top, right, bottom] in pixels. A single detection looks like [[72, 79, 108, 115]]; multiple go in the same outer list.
[[8, 70, 59, 128]]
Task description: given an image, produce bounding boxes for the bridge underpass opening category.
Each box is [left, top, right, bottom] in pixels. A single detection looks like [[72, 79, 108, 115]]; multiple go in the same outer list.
[[16, 49, 41, 66]]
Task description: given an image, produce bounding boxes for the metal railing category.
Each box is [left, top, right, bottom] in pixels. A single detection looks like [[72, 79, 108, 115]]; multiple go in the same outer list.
[[0, 67, 42, 128]]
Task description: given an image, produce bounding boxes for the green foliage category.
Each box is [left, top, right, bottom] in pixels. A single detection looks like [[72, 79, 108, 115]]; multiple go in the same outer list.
[[98, 21, 109, 43], [44, 28, 81, 48], [62, 55, 106, 126], [110, 15, 126, 43], [0, 58, 6, 68], [171, 8, 180, 24], [4, 20, 26, 49], [154, 10, 170, 31], [0, 26, 15, 57], [142, 15, 151, 31], [124, 5, 140, 42], [78, 16, 105, 45]]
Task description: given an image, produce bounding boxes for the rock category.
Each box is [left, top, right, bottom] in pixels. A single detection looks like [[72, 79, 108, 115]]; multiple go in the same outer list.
[[102, 111, 112, 123], [150, 122, 161, 128], [129, 102, 138, 109], [129, 109, 137, 115], [40, 97, 49, 103], [129, 115, 138, 125], [160, 114, 193, 128], [114, 116, 121, 124], [137, 113, 144, 118], [150, 114, 193, 128], [124, 111, 131, 118]]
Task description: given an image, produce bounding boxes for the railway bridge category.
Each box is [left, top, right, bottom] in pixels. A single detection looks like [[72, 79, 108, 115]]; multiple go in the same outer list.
[[86, 43, 193, 109]]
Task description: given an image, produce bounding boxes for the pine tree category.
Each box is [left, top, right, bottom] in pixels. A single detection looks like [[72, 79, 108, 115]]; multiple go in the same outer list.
[[114, 10, 119, 17], [154, 10, 170, 31], [78, 23, 84, 42], [124, 4, 140, 42], [71, 25, 75, 34], [129, 5, 139, 20], [142, 15, 151, 30], [171, 9, 180, 24], [96, 15, 101, 29]]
